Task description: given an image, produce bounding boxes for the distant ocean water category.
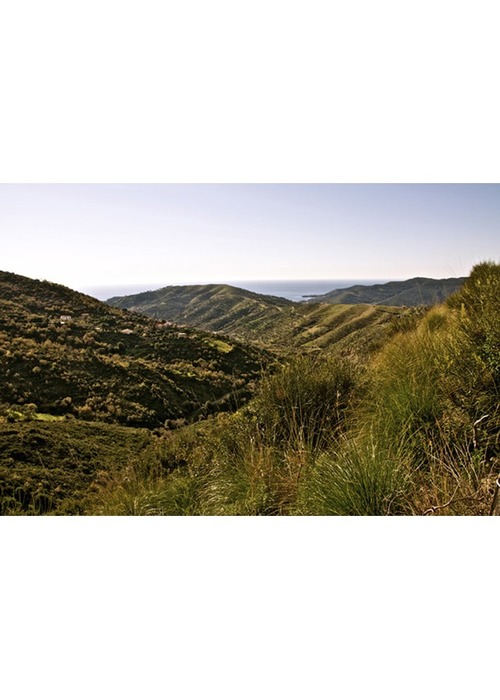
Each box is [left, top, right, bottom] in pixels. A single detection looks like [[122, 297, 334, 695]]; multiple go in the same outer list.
[[229, 280, 390, 302], [84, 279, 391, 303]]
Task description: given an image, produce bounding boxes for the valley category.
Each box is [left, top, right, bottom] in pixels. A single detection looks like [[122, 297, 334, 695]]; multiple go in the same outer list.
[[107, 282, 425, 355], [0, 265, 497, 516]]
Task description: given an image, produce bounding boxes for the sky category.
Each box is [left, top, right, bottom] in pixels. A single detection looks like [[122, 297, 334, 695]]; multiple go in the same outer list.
[[1, 184, 498, 294]]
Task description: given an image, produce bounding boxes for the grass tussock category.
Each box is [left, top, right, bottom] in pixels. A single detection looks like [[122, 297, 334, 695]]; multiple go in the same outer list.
[[297, 432, 414, 515], [251, 354, 361, 451]]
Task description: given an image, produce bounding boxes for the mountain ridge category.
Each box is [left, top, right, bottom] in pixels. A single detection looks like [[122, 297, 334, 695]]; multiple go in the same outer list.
[[309, 276, 466, 306], [107, 282, 422, 354]]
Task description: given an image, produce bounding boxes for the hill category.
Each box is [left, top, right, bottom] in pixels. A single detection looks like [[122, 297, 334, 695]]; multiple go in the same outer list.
[[0, 271, 273, 428], [308, 277, 466, 306], [108, 284, 418, 354], [108, 283, 294, 333]]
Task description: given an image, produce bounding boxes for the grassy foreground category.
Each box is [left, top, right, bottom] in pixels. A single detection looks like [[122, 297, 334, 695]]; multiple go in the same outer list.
[[86, 262, 499, 516]]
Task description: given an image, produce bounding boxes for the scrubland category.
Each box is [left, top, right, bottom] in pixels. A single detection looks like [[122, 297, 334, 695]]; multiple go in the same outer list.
[[84, 262, 499, 516]]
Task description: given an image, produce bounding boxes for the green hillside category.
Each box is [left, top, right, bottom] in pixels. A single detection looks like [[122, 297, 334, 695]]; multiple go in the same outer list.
[[0, 419, 156, 514], [309, 277, 466, 306], [2, 264, 497, 517], [0, 271, 272, 429], [93, 262, 500, 516], [108, 284, 418, 354], [108, 283, 294, 334]]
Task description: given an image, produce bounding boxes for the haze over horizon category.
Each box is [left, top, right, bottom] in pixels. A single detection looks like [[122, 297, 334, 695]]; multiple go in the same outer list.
[[1, 184, 498, 293]]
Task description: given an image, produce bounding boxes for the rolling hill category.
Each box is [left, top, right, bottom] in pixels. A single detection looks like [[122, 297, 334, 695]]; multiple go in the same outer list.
[[0, 271, 273, 429], [108, 283, 420, 354], [307, 277, 466, 306], [108, 283, 294, 333]]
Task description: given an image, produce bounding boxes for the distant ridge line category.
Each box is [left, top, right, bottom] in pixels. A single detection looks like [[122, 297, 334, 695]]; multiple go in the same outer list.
[[106, 275, 467, 309], [307, 276, 467, 307]]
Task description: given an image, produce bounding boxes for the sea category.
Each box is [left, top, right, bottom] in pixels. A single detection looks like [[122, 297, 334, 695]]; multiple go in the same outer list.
[[84, 279, 390, 303]]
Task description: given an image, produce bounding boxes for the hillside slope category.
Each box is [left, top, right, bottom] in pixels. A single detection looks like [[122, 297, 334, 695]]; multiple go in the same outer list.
[[108, 284, 417, 354], [0, 271, 272, 428], [0, 419, 155, 514], [108, 283, 294, 332], [309, 277, 466, 306]]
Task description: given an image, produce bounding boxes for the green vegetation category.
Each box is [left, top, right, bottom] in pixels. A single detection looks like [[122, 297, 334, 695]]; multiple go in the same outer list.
[[1, 264, 498, 516], [108, 282, 420, 355], [0, 419, 156, 514], [88, 355, 361, 516], [87, 262, 500, 516], [108, 283, 293, 324], [0, 271, 272, 429]]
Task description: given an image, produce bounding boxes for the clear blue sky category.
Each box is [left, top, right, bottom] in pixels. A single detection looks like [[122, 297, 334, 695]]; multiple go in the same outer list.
[[1, 184, 498, 291]]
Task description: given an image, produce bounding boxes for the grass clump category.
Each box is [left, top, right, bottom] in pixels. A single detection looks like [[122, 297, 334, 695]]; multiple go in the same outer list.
[[251, 355, 361, 451], [297, 432, 413, 515], [89, 467, 202, 516], [214, 355, 359, 514]]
